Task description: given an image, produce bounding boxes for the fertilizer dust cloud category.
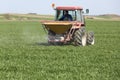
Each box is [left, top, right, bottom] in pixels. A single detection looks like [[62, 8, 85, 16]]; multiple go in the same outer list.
[[22, 29, 48, 44]]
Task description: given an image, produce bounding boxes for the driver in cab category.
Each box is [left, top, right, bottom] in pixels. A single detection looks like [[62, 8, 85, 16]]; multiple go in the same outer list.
[[59, 11, 73, 21]]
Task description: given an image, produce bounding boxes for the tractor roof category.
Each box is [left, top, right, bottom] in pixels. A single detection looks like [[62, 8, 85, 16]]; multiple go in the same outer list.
[[56, 6, 83, 10]]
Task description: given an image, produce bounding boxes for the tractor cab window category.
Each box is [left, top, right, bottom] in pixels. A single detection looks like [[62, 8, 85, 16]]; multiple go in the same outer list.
[[76, 10, 84, 22], [55, 10, 83, 22], [56, 10, 75, 21], [56, 10, 63, 21]]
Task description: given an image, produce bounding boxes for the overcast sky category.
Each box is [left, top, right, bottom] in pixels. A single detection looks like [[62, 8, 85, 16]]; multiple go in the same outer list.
[[0, 0, 120, 15]]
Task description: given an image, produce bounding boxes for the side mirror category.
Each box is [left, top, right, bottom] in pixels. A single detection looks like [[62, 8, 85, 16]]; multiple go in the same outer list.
[[86, 9, 89, 14]]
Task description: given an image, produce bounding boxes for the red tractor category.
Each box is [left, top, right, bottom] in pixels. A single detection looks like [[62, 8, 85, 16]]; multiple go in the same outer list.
[[41, 4, 94, 46]]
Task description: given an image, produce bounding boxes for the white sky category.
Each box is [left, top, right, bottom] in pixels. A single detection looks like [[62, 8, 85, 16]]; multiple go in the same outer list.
[[0, 0, 120, 15]]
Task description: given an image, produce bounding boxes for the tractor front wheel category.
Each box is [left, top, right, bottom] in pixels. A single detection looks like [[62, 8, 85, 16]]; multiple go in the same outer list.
[[87, 32, 95, 45]]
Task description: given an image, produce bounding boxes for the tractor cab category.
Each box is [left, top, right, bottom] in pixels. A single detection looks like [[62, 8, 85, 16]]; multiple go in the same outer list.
[[55, 6, 84, 23]]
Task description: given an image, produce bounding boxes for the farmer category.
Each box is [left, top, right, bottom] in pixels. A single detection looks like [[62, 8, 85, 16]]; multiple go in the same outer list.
[[59, 11, 73, 21]]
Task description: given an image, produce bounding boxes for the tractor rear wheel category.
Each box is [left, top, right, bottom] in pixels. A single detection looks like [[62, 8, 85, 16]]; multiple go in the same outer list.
[[74, 27, 87, 46], [87, 32, 95, 45]]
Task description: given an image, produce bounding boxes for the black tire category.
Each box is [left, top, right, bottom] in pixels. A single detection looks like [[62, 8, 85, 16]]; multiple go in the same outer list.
[[74, 27, 87, 46], [87, 32, 95, 45]]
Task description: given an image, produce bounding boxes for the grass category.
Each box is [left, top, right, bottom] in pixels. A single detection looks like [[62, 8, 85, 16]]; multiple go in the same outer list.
[[0, 20, 120, 80]]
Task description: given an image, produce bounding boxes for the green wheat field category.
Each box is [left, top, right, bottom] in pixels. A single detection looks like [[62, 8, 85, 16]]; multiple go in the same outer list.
[[0, 19, 120, 80]]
